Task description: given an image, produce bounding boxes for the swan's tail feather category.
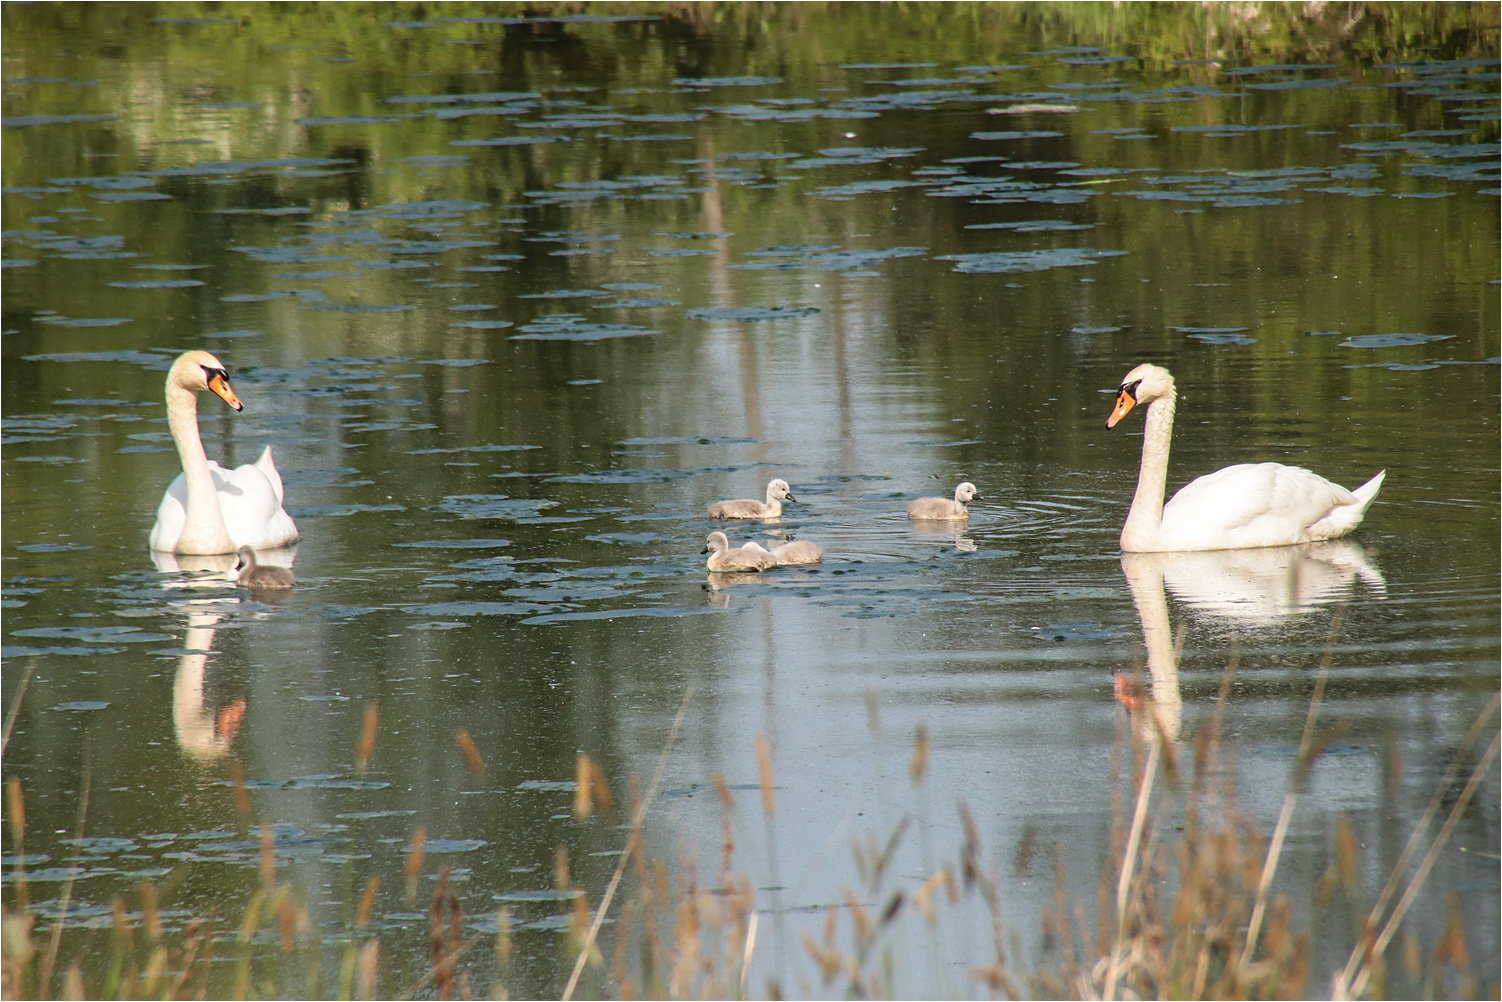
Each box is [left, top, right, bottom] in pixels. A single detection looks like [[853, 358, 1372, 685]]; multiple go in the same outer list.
[[1351, 469, 1385, 509], [1310, 470, 1385, 540], [254, 446, 286, 505]]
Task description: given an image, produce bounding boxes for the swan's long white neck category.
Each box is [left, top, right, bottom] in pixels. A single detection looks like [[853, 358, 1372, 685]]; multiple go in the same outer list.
[[167, 379, 235, 553], [1121, 389, 1175, 551]]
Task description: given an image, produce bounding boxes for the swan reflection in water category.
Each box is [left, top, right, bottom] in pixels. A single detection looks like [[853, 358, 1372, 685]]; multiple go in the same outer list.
[[1117, 540, 1386, 742], [150, 546, 297, 760], [173, 607, 245, 761]]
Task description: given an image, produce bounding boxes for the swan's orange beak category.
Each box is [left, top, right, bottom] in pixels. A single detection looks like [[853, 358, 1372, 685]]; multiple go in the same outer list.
[[1106, 388, 1136, 429], [208, 372, 244, 411]]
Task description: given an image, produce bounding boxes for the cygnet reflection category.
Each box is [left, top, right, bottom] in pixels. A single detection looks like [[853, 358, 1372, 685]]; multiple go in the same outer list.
[[906, 522, 978, 553]]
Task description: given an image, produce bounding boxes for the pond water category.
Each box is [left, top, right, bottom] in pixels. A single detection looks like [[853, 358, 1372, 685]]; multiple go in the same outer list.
[[2, 6, 1498, 998]]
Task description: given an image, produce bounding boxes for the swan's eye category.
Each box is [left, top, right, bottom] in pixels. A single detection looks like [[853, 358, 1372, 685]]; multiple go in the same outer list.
[[1119, 379, 1141, 400], [200, 366, 229, 383]]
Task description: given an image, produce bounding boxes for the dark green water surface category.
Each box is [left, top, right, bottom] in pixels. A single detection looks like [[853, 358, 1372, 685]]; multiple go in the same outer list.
[[3, 5, 1498, 997]]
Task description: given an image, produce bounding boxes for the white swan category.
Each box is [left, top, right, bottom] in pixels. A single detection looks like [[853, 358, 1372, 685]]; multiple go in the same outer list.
[[907, 482, 980, 520], [1107, 363, 1384, 552], [149, 351, 299, 555]]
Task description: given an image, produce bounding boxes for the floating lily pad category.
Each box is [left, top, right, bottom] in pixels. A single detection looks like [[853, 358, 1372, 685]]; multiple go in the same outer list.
[[3, 114, 116, 127], [1339, 333, 1454, 348], [970, 130, 1065, 141], [687, 306, 819, 321], [296, 116, 399, 125], [936, 248, 1126, 273], [593, 298, 679, 309], [15, 627, 170, 643], [510, 315, 655, 341], [394, 539, 512, 549], [1175, 326, 1257, 345], [673, 75, 782, 87], [436, 496, 558, 520], [450, 135, 563, 147], [494, 887, 583, 900], [518, 288, 610, 300], [33, 318, 134, 328]]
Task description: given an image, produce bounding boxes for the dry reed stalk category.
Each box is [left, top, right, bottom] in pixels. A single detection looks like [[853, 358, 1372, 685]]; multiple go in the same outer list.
[[7, 780, 28, 914], [40, 740, 90, 1002], [574, 753, 594, 821], [1331, 691, 1500, 996], [405, 828, 426, 903], [561, 687, 693, 1002], [354, 702, 378, 778], [354, 939, 378, 1001], [60, 962, 82, 1001], [1333, 724, 1500, 1000], [229, 761, 252, 819], [591, 758, 615, 818], [2, 661, 34, 758], [491, 906, 512, 1001], [712, 773, 736, 884], [455, 727, 484, 782], [258, 824, 275, 890], [354, 877, 378, 930], [232, 889, 265, 1000], [430, 866, 450, 999], [909, 720, 929, 784], [1101, 735, 1160, 999], [1239, 609, 1343, 970]]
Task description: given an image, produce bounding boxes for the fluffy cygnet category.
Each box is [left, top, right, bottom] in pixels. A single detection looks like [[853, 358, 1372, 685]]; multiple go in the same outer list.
[[702, 531, 778, 572], [765, 539, 822, 565], [236, 545, 295, 589], [907, 482, 980, 520], [708, 479, 796, 519]]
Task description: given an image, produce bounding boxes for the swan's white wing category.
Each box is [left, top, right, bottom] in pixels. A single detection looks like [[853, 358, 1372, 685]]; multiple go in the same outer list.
[[252, 446, 285, 505], [153, 460, 298, 552], [216, 460, 299, 549], [1159, 463, 1359, 549]]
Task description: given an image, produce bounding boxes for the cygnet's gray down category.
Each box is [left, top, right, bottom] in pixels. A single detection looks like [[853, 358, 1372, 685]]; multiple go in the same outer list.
[[708, 478, 795, 519], [907, 482, 980, 520], [702, 531, 778, 572], [764, 539, 823, 565], [236, 545, 295, 589]]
